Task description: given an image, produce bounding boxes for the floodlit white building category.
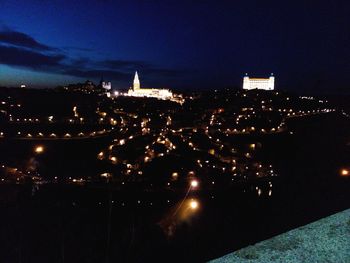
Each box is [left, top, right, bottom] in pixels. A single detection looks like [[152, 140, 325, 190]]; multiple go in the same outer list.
[[101, 81, 111, 97], [127, 71, 173, 100], [243, 73, 275, 90], [102, 81, 112, 90]]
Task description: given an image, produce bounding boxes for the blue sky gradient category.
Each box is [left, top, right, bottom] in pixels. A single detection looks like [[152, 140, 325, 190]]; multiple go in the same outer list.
[[0, 0, 349, 92]]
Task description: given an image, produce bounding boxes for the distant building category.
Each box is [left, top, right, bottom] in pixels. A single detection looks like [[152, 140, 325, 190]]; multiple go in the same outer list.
[[99, 77, 112, 97], [102, 81, 112, 91], [127, 71, 173, 100], [102, 82, 111, 97], [59, 80, 104, 94], [243, 73, 275, 90]]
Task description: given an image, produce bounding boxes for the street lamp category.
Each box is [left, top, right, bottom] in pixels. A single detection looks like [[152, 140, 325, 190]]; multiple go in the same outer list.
[[34, 145, 44, 154]]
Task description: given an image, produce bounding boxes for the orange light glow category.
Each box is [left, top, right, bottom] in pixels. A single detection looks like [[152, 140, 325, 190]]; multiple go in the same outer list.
[[340, 169, 349, 177], [189, 200, 198, 210], [34, 145, 44, 154]]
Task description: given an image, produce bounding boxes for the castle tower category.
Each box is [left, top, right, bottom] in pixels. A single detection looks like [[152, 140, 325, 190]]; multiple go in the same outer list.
[[242, 73, 275, 90], [243, 73, 250, 90], [133, 71, 140, 90], [268, 73, 275, 90]]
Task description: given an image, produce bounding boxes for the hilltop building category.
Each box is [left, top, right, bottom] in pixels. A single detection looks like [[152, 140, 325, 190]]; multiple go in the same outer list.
[[99, 77, 112, 97], [102, 81, 111, 91], [127, 72, 173, 100], [243, 73, 275, 90]]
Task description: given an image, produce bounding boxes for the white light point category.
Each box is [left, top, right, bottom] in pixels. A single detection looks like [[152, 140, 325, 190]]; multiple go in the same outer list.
[[191, 179, 199, 188]]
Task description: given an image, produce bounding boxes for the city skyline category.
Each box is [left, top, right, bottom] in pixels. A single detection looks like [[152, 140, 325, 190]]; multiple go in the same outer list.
[[0, 2, 349, 262], [0, 0, 349, 93]]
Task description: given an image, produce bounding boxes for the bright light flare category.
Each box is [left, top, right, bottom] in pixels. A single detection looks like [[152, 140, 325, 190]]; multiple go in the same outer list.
[[100, 172, 112, 178], [189, 200, 198, 210], [190, 179, 199, 188], [340, 169, 349, 177], [109, 156, 117, 164], [34, 145, 44, 154], [97, 151, 104, 160]]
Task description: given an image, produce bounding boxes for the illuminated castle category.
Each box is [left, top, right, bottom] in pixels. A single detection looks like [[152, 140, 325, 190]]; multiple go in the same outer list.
[[243, 73, 275, 90], [127, 71, 173, 100]]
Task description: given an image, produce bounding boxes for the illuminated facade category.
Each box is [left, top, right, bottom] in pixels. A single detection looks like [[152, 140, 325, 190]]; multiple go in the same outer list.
[[243, 74, 275, 90], [102, 81, 112, 91], [127, 71, 173, 100], [101, 81, 111, 97]]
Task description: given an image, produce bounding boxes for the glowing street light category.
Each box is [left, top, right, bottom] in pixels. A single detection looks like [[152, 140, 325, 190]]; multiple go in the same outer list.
[[190, 179, 199, 188], [109, 156, 117, 164], [34, 145, 44, 154], [97, 151, 104, 160], [340, 169, 349, 177], [189, 200, 198, 210]]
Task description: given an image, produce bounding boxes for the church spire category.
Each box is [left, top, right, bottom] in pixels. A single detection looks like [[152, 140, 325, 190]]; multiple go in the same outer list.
[[133, 71, 140, 89], [99, 74, 104, 87]]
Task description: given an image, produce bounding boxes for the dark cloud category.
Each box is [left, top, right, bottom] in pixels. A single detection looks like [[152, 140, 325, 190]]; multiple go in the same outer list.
[[0, 28, 184, 85], [62, 46, 94, 52], [0, 45, 64, 69], [0, 30, 55, 51], [0, 23, 12, 31], [0, 44, 184, 84], [0, 44, 132, 81], [98, 59, 151, 70], [99, 59, 186, 79], [62, 68, 130, 81], [67, 57, 91, 68], [142, 67, 186, 78]]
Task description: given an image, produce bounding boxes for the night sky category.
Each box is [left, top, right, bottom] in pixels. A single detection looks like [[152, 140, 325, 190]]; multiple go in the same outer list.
[[0, 0, 349, 93]]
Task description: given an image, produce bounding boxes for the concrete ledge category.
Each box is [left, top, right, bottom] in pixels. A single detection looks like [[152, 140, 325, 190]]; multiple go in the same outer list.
[[210, 209, 350, 263]]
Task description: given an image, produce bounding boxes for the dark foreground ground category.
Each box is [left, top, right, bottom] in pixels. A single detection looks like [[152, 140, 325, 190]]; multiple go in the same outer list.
[[211, 208, 350, 263]]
